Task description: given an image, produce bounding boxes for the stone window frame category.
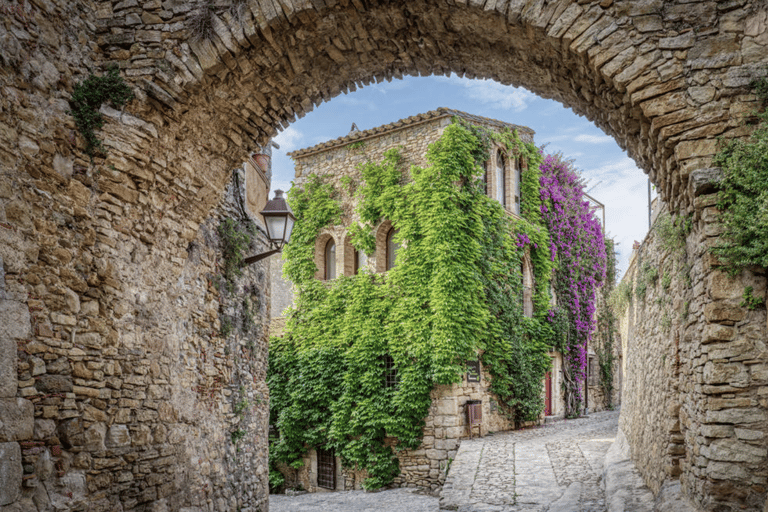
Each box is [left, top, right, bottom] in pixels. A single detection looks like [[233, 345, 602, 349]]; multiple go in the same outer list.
[[522, 251, 534, 318], [342, 233, 368, 276], [373, 220, 394, 273], [486, 145, 522, 215], [314, 232, 338, 281]]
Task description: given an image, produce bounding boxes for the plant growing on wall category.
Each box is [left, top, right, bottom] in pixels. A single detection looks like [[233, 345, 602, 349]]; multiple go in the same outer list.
[[711, 74, 768, 274], [539, 153, 606, 417], [69, 65, 133, 158], [594, 239, 617, 409]]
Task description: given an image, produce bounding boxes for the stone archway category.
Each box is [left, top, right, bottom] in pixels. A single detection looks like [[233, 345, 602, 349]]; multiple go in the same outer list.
[[1, 1, 767, 511]]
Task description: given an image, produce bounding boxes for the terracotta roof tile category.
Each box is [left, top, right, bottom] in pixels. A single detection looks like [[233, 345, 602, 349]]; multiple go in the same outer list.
[[286, 107, 535, 158]]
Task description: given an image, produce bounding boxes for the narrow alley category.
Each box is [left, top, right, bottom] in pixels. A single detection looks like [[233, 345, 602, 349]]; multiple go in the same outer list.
[[271, 410, 621, 512]]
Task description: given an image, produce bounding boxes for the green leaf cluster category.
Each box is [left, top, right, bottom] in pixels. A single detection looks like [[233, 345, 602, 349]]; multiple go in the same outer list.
[[710, 75, 768, 274], [69, 65, 133, 158], [282, 174, 343, 283], [270, 121, 556, 488], [218, 217, 253, 290]]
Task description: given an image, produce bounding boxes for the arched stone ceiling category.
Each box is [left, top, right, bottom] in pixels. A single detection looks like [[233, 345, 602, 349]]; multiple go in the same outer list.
[[102, 0, 767, 212]]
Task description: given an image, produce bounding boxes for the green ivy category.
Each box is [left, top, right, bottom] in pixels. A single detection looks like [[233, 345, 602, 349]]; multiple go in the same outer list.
[[270, 121, 557, 488], [69, 65, 133, 158], [711, 75, 768, 273], [595, 240, 617, 409], [740, 286, 765, 310], [218, 217, 253, 291], [282, 174, 343, 284]]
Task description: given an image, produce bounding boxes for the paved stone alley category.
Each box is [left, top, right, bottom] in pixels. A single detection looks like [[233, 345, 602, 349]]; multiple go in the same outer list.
[[270, 410, 621, 512]]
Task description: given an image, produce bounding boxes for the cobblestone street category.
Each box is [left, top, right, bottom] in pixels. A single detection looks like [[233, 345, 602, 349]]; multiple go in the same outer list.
[[270, 410, 620, 512]]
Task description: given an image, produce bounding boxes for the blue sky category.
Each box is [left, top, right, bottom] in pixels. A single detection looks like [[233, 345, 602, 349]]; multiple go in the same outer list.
[[270, 74, 654, 278]]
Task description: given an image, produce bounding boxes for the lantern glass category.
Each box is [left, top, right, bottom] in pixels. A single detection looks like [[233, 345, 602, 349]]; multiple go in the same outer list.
[[265, 215, 286, 243], [284, 215, 295, 244]]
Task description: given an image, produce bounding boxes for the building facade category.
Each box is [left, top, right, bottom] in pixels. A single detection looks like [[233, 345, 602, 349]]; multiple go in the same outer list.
[[271, 109, 592, 492]]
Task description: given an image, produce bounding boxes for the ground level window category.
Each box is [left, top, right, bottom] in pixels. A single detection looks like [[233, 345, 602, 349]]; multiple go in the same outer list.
[[588, 355, 599, 387], [383, 354, 398, 388], [316, 447, 336, 489]]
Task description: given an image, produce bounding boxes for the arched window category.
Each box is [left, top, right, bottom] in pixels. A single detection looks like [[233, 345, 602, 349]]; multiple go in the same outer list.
[[324, 238, 336, 280], [386, 227, 399, 270], [354, 248, 367, 274], [522, 256, 534, 318], [514, 162, 522, 215], [496, 151, 506, 208]]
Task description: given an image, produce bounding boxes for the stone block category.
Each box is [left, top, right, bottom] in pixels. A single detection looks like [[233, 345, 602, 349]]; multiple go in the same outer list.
[[0, 398, 33, 442], [106, 424, 131, 448], [703, 303, 745, 324], [702, 438, 767, 464], [688, 34, 742, 69], [35, 375, 73, 394], [706, 340, 754, 361], [705, 407, 767, 424], [57, 418, 84, 449], [702, 324, 736, 344], [700, 425, 733, 438], [703, 361, 748, 385], [435, 397, 457, 416], [707, 271, 744, 301], [735, 428, 764, 441], [0, 442, 21, 506], [688, 168, 722, 198], [0, 300, 30, 398], [33, 419, 56, 441]]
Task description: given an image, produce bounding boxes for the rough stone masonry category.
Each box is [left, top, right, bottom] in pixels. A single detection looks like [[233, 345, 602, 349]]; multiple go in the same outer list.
[[1, 0, 767, 511]]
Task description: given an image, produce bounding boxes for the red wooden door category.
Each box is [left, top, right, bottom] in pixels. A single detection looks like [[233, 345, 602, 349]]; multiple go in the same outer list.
[[545, 371, 552, 416]]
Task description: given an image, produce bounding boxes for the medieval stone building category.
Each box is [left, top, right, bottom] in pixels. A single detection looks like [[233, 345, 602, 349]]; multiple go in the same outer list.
[[270, 108, 620, 492]]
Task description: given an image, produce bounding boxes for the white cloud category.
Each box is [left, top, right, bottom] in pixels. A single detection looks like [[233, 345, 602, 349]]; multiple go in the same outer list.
[[441, 75, 536, 111], [273, 126, 304, 152], [574, 134, 614, 144], [579, 157, 653, 279]]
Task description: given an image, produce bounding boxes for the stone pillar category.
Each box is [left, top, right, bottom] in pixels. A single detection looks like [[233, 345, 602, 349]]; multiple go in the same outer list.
[[0, 256, 34, 507], [679, 169, 768, 510]]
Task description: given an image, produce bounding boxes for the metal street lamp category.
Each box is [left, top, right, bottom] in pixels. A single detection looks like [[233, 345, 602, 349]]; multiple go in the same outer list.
[[243, 190, 295, 266]]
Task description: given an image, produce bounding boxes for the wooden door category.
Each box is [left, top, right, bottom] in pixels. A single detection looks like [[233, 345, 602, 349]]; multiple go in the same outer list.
[[545, 371, 552, 416]]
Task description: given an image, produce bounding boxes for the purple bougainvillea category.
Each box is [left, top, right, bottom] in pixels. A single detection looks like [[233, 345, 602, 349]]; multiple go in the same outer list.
[[539, 154, 606, 417]]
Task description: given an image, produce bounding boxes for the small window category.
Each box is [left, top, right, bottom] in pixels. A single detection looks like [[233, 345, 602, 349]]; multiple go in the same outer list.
[[588, 356, 600, 387], [386, 227, 399, 270], [354, 248, 367, 274], [483, 161, 489, 196], [522, 258, 534, 318], [324, 239, 336, 280], [496, 152, 506, 208], [383, 355, 398, 388], [316, 447, 336, 489], [514, 164, 521, 215]]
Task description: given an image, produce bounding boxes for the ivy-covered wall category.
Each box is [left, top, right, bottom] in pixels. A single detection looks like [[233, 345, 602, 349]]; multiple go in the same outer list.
[[269, 113, 608, 492]]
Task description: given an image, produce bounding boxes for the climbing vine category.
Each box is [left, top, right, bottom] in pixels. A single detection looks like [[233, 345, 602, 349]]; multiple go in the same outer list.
[[594, 239, 617, 409], [69, 65, 133, 158], [539, 154, 607, 417], [269, 120, 603, 488], [711, 74, 768, 274]]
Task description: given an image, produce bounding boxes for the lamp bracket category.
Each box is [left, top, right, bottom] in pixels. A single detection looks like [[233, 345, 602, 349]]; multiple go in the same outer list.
[[242, 243, 282, 266]]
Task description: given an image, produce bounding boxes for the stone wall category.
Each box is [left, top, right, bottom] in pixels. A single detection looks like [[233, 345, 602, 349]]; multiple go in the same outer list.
[[3, 0, 768, 510], [618, 175, 768, 511], [1, 142, 273, 511], [279, 362, 521, 493]]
